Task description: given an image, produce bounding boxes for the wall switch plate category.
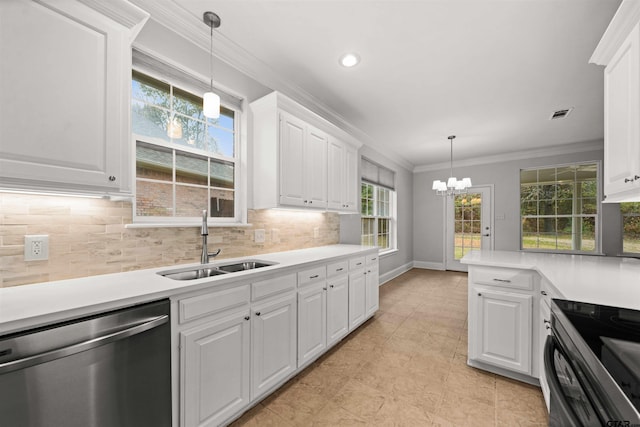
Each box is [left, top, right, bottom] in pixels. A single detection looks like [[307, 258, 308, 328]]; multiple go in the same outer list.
[[254, 229, 265, 243], [25, 235, 49, 261]]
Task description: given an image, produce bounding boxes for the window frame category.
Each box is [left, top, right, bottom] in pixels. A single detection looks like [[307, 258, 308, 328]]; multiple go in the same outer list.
[[361, 181, 397, 255], [130, 61, 246, 227], [519, 161, 601, 254], [620, 202, 640, 256]]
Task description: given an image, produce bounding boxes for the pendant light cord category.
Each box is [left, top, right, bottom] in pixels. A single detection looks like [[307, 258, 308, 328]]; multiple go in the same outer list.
[[209, 24, 213, 92]]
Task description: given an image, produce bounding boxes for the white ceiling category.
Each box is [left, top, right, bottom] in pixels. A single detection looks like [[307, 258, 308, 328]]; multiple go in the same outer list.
[[135, 0, 621, 170]]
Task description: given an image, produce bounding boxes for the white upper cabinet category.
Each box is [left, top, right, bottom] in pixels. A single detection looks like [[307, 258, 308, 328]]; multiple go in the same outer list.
[[0, 0, 149, 196], [251, 92, 361, 211], [328, 137, 358, 212], [590, 1, 640, 202]]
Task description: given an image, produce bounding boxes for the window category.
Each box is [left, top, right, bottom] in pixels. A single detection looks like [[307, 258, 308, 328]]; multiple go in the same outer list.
[[520, 162, 599, 253], [131, 70, 239, 222], [621, 202, 640, 254], [361, 158, 396, 252]]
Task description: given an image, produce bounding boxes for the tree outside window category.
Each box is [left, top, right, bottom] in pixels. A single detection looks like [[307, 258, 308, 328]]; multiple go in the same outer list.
[[132, 70, 237, 220], [520, 163, 599, 253]]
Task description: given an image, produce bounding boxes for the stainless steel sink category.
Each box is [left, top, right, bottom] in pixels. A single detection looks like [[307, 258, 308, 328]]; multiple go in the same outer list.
[[158, 260, 277, 280], [218, 260, 275, 272]]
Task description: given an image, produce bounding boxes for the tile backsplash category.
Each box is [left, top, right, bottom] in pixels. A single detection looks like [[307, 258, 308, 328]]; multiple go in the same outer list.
[[0, 193, 340, 287]]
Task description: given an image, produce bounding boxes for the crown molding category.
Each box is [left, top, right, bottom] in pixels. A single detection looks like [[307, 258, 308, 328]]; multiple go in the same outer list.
[[590, 0, 640, 65], [413, 139, 604, 173], [129, 0, 414, 171]]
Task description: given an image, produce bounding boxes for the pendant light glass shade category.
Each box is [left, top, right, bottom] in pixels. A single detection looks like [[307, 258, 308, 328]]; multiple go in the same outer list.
[[203, 92, 220, 119], [167, 116, 183, 139], [432, 135, 473, 197]]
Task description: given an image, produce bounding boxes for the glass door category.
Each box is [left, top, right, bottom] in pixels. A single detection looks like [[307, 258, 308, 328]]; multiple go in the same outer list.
[[445, 186, 492, 271]]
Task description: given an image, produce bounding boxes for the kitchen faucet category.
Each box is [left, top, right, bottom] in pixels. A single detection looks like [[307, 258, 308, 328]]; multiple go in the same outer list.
[[201, 210, 221, 264]]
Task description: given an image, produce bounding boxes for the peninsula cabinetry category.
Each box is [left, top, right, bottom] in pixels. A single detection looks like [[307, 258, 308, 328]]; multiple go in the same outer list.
[[590, 2, 640, 202], [251, 91, 361, 212], [468, 266, 537, 378], [0, 0, 148, 196]]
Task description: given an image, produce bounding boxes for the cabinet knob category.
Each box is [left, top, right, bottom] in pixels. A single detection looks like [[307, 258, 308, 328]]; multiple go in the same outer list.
[[478, 293, 482, 296], [108, 175, 116, 182], [309, 200, 313, 204], [330, 285, 334, 288], [541, 290, 547, 296], [255, 312, 261, 316], [304, 200, 308, 203], [323, 287, 327, 291], [244, 316, 250, 321]]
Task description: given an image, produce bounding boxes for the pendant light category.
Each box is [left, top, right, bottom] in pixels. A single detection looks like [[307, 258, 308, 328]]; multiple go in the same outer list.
[[202, 11, 221, 119], [432, 135, 472, 197]]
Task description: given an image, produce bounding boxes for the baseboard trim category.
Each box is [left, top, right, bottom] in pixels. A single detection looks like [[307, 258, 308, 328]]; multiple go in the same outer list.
[[412, 261, 445, 271], [379, 261, 414, 285]]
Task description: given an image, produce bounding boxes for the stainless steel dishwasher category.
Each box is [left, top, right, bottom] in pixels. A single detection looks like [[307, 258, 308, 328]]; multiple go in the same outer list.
[[0, 299, 171, 427]]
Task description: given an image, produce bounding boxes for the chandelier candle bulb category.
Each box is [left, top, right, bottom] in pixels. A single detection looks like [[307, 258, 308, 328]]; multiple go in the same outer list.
[[432, 135, 473, 197]]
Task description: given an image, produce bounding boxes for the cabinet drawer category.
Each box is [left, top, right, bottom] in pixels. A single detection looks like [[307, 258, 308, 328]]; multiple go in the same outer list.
[[252, 273, 297, 301], [349, 257, 366, 270], [179, 285, 250, 324], [327, 260, 348, 277], [298, 266, 327, 287], [472, 267, 534, 290], [365, 253, 379, 265]]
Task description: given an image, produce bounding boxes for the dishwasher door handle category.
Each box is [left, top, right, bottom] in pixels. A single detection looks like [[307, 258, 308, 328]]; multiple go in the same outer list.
[[0, 315, 168, 374]]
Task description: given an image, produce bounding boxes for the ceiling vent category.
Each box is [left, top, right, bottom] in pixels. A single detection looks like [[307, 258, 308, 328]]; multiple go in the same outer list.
[[550, 108, 573, 120]]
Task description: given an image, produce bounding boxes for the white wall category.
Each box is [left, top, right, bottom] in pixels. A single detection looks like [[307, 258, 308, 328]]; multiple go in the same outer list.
[[413, 147, 609, 267], [340, 145, 414, 282]]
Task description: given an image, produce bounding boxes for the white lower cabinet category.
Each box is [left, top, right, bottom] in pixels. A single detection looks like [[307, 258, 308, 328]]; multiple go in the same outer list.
[[365, 254, 379, 318], [176, 249, 379, 426], [470, 287, 533, 374], [297, 282, 327, 367], [326, 273, 349, 347], [251, 292, 297, 401], [348, 268, 366, 331], [181, 310, 250, 427]]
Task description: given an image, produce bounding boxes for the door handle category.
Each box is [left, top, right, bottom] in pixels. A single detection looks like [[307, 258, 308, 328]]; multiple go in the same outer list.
[[482, 234, 490, 237]]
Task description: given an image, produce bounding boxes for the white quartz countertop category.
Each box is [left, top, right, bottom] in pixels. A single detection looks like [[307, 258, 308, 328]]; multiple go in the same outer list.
[[461, 250, 640, 311], [0, 244, 376, 335]]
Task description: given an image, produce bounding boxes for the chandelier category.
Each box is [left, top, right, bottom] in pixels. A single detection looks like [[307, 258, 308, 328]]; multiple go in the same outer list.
[[432, 135, 472, 197]]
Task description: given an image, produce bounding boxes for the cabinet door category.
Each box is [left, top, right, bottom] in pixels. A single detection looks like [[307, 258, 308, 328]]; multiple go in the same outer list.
[[251, 293, 297, 401], [365, 264, 379, 318], [327, 138, 345, 210], [0, 0, 133, 194], [343, 144, 359, 212], [470, 287, 532, 374], [181, 311, 250, 427], [603, 23, 640, 199], [305, 126, 328, 208], [279, 113, 306, 206], [348, 270, 366, 331], [297, 282, 327, 367], [327, 274, 349, 347]]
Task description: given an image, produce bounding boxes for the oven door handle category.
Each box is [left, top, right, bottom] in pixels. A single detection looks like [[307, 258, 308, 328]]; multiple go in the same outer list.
[[544, 334, 582, 427], [0, 315, 168, 375]]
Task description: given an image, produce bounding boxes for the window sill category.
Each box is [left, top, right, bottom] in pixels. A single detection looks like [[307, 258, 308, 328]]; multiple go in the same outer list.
[[380, 248, 398, 258]]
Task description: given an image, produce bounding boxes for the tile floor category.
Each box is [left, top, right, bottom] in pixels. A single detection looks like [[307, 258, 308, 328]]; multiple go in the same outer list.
[[230, 268, 548, 426]]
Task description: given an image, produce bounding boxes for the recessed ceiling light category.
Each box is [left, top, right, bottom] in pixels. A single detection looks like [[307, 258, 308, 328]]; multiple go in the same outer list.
[[339, 53, 360, 68]]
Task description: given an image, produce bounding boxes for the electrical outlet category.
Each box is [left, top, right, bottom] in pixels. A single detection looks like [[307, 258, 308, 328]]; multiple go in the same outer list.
[[254, 229, 265, 243], [24, 235, 49, 261]]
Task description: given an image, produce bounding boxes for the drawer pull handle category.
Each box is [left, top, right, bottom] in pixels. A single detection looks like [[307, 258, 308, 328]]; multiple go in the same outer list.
[[255, 312, 261, 316], [356, 262, 362, 266], [541, 290, 547, 296], [323, 287, 327, 291], [493, 278, 511, 283], [336, 268, 344, 272], [244, 316, 250, 321], [310, 274, 319, 279]]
